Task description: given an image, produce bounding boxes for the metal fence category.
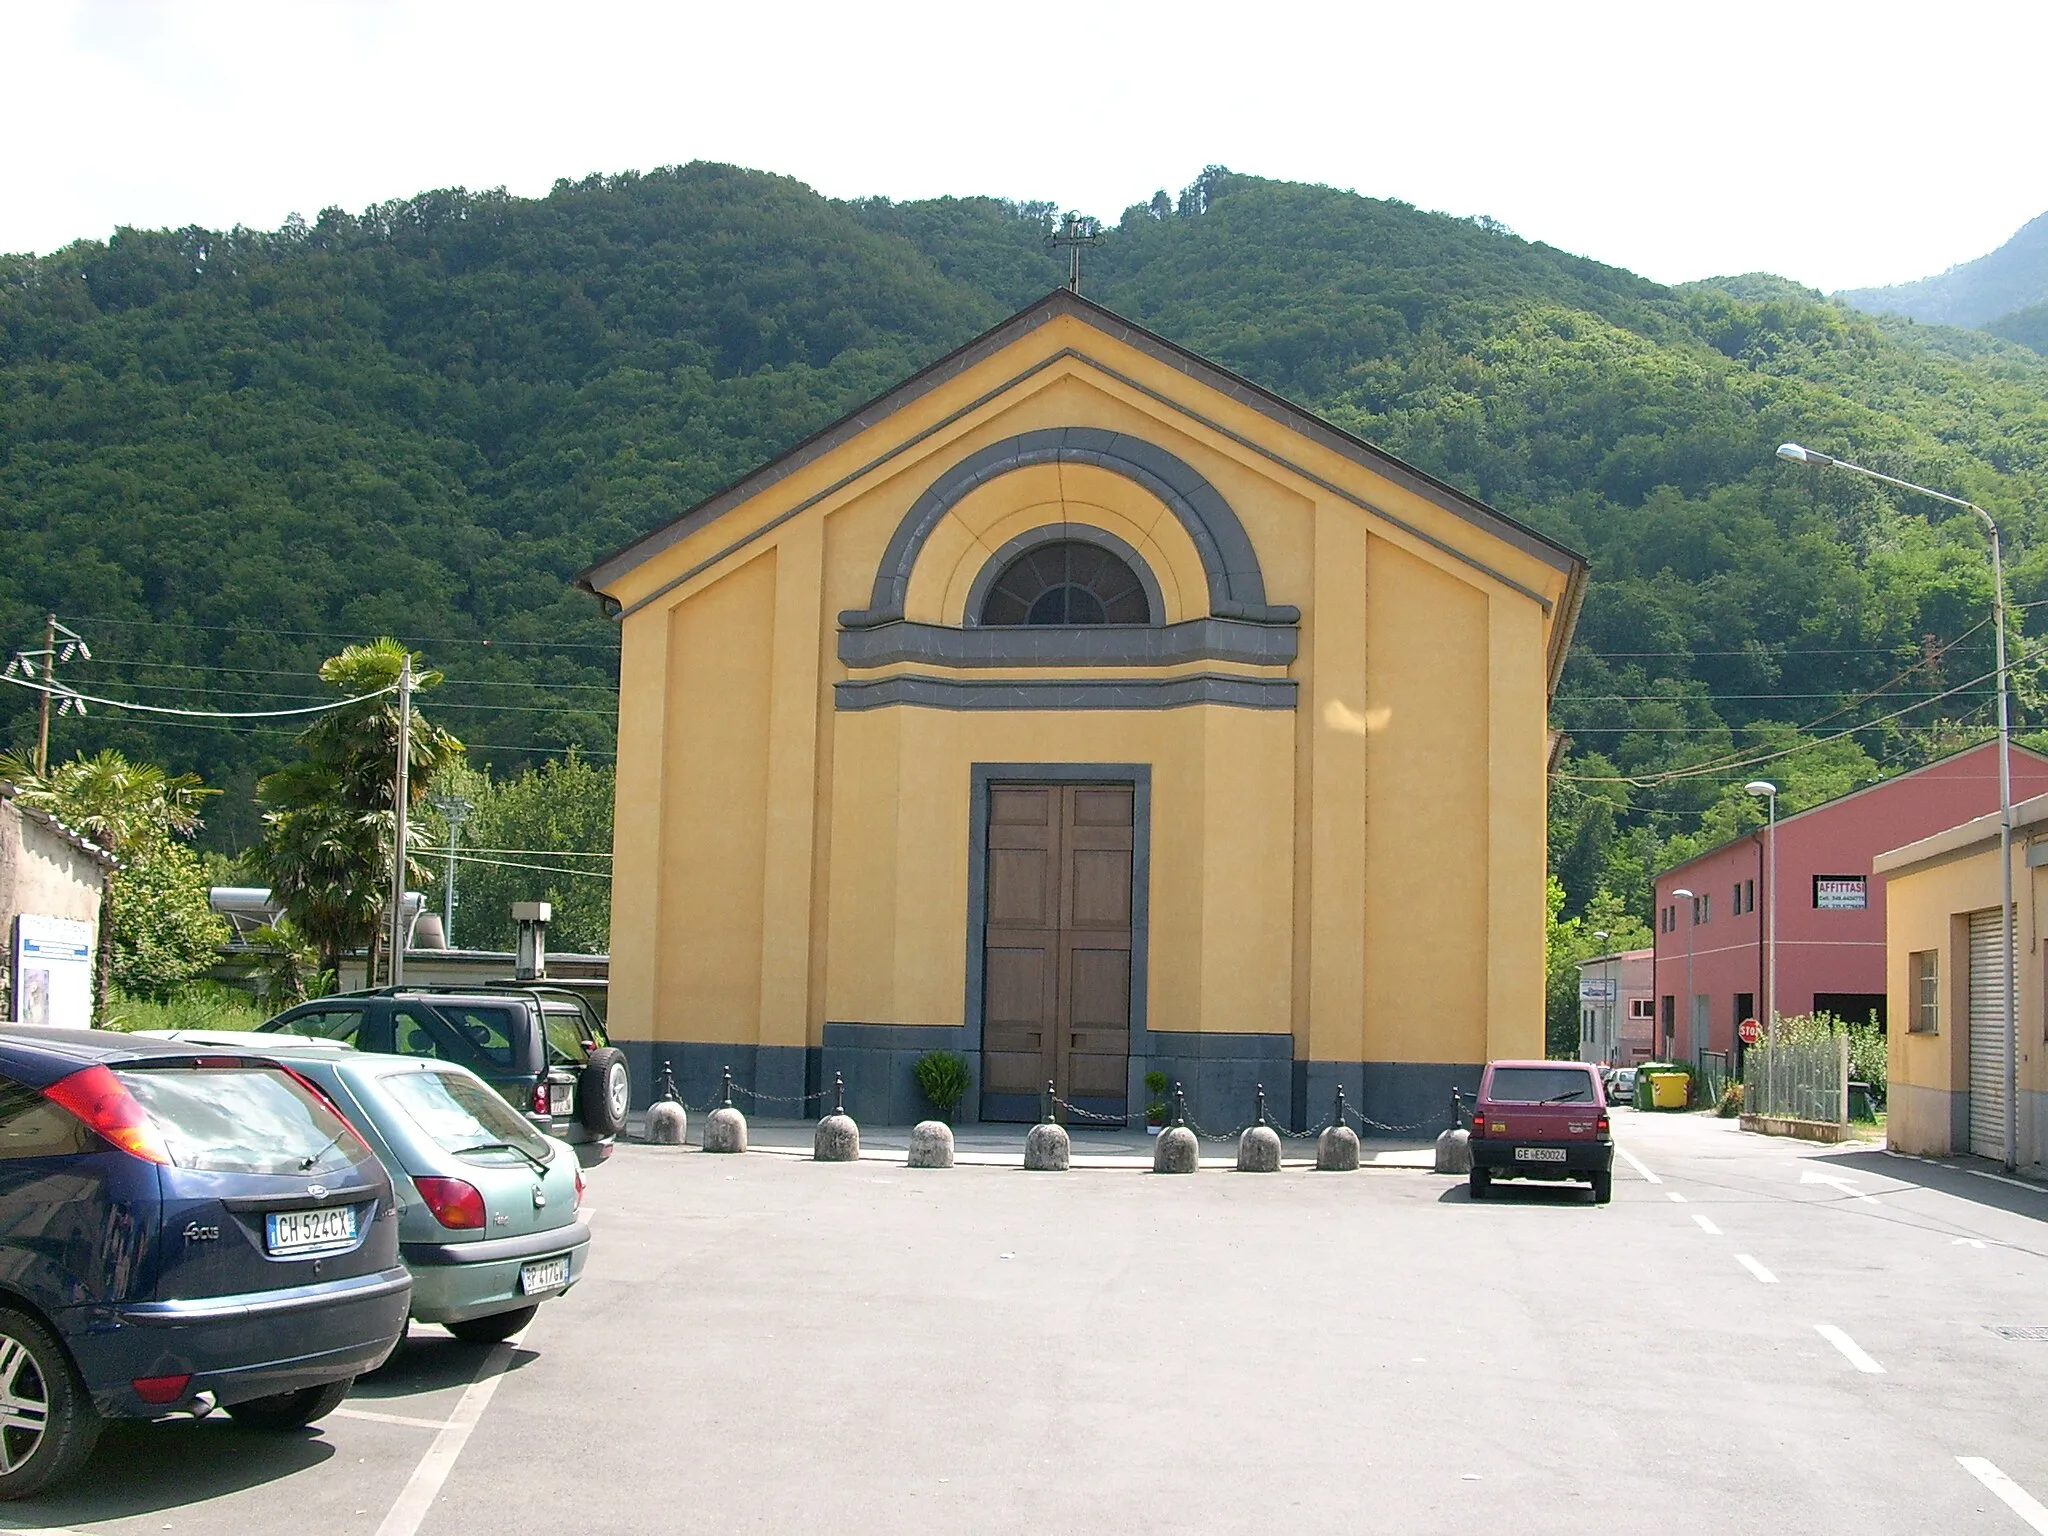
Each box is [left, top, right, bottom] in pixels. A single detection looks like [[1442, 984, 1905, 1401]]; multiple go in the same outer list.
[[1743, 1034, 1848, 1123]]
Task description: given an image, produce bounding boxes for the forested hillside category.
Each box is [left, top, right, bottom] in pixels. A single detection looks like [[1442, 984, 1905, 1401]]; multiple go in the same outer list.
[[6, 162, 2048, 932]]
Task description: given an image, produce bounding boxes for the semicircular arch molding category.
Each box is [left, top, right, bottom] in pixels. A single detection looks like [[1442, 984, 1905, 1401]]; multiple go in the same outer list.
[[842, 428, 1297, 628]]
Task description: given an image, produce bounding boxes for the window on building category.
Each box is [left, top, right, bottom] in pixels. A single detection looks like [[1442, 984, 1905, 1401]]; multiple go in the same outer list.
[[1745, 879, 1755, 914], [978, 540, 1152, 626], [1660, 995, 1675, 1042], [1909, 950, 1939, 1033], [1629, 998, 1655, 1020]]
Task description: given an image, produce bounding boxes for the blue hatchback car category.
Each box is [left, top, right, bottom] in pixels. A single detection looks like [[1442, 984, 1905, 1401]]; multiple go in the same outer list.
[[0, 1027, 412, 1499]]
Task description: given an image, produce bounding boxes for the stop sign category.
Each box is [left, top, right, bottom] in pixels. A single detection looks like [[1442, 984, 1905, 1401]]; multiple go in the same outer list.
[[1739, 1017, 1763, 1045]]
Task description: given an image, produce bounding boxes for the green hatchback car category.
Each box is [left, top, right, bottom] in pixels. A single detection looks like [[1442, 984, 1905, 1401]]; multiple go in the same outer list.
[[142, 1033, 592, 1343]]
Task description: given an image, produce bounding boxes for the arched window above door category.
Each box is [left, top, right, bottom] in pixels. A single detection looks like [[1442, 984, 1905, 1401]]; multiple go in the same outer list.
[[977, 539, 1153, 627]]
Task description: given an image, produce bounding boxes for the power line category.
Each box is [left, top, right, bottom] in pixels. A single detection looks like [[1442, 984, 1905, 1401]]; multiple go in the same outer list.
[[0, 672, 398, 719], [417, 845, 612, 859], [74, 616, 619, 650]]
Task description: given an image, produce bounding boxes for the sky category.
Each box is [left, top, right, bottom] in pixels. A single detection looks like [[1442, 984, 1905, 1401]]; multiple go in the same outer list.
[[8, 0, 2048, 294]]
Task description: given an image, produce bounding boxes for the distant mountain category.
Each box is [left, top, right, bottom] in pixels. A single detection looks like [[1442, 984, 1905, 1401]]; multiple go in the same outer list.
[[1988, 299, 2048, 354], [1836, 210, 2048, 328]]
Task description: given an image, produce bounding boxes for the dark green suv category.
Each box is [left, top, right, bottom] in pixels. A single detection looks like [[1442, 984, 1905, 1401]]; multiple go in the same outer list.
[[257, 985, 628, 1165]]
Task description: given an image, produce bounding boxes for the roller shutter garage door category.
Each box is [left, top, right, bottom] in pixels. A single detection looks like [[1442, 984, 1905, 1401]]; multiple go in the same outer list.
[[1968, 908, 2010, 1159]]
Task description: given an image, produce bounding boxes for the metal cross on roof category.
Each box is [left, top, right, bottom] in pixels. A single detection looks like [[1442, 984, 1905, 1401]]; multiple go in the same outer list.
[[1046, 211, 1104, 295]]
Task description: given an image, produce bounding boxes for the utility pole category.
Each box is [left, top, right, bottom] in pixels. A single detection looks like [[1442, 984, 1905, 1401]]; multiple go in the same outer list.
[[5, 617, 91, 774], [430, 791, 472, 948], [387, 654, 414, 988]]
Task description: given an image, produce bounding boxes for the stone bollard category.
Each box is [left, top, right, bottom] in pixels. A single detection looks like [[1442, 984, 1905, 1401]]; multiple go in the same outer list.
[[1434, 1127, 1472, 1174], [1434, 1084, 1472, 1174], [1023, 1081, 1071, 1170], [702, 1067, 749, 1154], [1152, 1083, 1198, 1174], [814, 1072, 860, 1162], [1316, 1084, 1360, 1171], [644, 1060, 688, 1145], [1236, 1083, 1282, 1172], [907, 1120, 954, 1169]]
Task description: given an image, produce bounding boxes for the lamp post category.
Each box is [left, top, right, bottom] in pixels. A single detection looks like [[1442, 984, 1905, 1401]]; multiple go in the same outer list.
[[1778, 444, 2014, 1171], [1594, 930, 1613, 1063], [1672, 889, 1696, 1063], [429, 791, 473, 948]]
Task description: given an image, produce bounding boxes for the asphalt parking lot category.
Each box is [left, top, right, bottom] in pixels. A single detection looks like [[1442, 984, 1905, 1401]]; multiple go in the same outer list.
[[9, 1111, 2048, 1535]]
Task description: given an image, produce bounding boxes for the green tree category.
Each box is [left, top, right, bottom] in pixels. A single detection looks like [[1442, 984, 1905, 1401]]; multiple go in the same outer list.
[[418, 753, 613, 954], [0, 748, 220, 1012], [107, 839, 231, 1000], [256, 641, 463, 979], [1545, 877, 1654, 1059]]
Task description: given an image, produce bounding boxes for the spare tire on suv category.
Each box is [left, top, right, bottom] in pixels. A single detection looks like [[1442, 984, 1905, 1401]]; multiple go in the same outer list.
[[580, 1047, 630, 1136]]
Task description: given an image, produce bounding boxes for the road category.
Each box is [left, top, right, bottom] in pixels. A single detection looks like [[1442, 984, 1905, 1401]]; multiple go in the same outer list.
[[9, 1110, 2048, 1535]]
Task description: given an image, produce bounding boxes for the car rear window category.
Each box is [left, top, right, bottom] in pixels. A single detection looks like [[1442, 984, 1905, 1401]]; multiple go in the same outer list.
[[542, 1008, 589, 1066], [381, 1068, 553, 1166], [1486, 1066, 1598, 1104], [115, 1065, 362, 1176]]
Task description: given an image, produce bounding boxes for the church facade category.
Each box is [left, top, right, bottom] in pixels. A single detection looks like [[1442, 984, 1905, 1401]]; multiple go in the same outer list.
[[578, 291, 1587, 1129]]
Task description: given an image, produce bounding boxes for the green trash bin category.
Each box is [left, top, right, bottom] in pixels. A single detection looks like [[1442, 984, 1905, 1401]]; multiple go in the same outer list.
[[1848, 1081, 1875, 1120]]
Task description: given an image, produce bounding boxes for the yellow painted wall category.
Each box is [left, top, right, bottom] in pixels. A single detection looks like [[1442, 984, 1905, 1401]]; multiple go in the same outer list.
[[594, 307, 1574, 1071], [1884, 843, 2045, 1160]]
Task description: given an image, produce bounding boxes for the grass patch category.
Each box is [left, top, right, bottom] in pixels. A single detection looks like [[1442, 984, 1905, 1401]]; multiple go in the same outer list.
[[101, 982, 266, 1033]]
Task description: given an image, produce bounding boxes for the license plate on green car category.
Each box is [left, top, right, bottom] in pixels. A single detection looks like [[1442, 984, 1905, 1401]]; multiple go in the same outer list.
[[519, 1255, 569, 1294]]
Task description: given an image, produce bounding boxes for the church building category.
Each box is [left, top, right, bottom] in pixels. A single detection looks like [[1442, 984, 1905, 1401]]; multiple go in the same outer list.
[[578, 291, 1587, 1129]]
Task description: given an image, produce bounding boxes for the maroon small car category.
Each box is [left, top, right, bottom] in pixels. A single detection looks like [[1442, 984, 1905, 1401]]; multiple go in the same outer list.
[[1468, 1060, 1614, 1204]]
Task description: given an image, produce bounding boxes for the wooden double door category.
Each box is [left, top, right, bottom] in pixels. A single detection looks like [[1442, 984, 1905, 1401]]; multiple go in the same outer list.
[[981, 782, 1135, 1123]]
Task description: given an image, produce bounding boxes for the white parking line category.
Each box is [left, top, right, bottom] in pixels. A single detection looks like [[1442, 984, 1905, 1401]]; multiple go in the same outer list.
[[374, 1337, 521, 1536], [1735, 1253, 1778, 1284], [1970, 1169, 2047, 1194], [1617, 1147, 1661, 1184], [334, 1405, 453, 1432], [1692, 1213, 1722, 1235], [1958, 1457, 2048, 1533], [1815, 1324, 1884, 1374], [1666, 1191, 1687, 1203]]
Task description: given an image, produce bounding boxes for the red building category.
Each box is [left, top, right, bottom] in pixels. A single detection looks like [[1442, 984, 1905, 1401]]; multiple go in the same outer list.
[[1651, 741, 2048, 1067]]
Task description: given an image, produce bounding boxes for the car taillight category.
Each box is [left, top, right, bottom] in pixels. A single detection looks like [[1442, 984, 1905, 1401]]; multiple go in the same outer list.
[[1597, 1112, 1610, 1135], [532, 1081, 550, 1115], [573, 1164, 585, 1210], [1471, 1111, 1487, 1135], [44, 1065, 171, 1164], [413, 1175, 486, 1230]]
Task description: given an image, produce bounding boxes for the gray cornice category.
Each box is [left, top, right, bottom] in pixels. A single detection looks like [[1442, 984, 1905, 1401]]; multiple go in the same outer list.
[[837, 618, 1298, 669], [834, 673, 1298, 712]]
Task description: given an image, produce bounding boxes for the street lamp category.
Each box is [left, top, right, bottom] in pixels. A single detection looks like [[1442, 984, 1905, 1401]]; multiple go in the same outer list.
[[1672, 889, 1696, 1062], [430, 791, 473, 948], [1778, 444, 2015, 1170], [1594, 930, 1613, 1063]]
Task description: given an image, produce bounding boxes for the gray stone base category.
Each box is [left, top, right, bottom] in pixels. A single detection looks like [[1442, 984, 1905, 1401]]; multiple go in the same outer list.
[[614, 1035, 1482, 1137], [907, 1121, 954, 1168], [1023, 1122, 1071, 1170], [1433, 1128, 1472, 1174], [1316, 1124, 1360, 1171], [643, 1102, 687, 1146], [1153, 1125, 1199, 1174], [1236, 1124, 1282, 1171], [702, 1106, 748, 1153], [814, 1112, 861, 1161]]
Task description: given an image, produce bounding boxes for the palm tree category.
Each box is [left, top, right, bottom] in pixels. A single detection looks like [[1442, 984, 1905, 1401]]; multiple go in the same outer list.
[[256, 641, 463, 982], [0, 749, 218, 1013]]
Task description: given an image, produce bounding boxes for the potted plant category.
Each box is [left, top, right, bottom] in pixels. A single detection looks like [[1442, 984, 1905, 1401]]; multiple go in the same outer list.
[[1143, 1070, 1170, 1134], [912, 1050, 972, 1124]]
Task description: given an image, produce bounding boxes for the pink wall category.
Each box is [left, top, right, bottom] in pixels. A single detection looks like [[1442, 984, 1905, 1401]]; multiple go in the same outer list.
[[1651, 742, 2048, 1064]]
